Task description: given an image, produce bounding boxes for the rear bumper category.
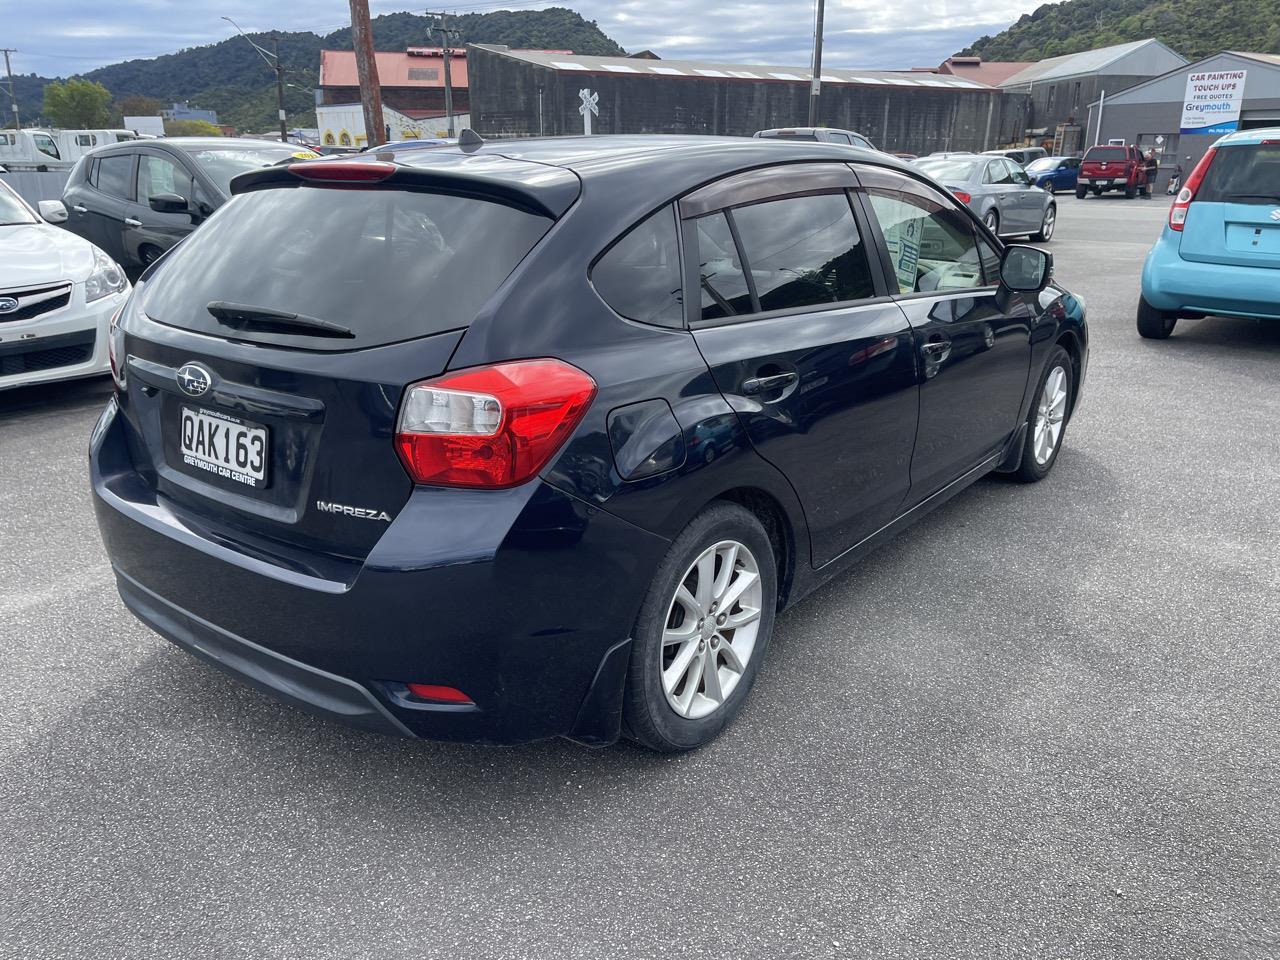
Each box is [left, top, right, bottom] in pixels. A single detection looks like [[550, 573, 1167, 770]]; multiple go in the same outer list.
[[1142, 233, 1280, 319], [91, 396, 667, 745]]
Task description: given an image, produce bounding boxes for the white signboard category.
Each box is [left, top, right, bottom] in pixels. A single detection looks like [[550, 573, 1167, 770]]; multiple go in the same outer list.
[[579, 88, 599, 136], [123, 116, 165, 137], [1180, 70, 1247, 136]]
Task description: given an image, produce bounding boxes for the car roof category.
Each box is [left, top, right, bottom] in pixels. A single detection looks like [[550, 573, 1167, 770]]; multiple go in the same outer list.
[[1216, 126, 1280, 146], [756, 127, 866, 137], [392, 135, 908, 180], [84, 137, 292, 157]]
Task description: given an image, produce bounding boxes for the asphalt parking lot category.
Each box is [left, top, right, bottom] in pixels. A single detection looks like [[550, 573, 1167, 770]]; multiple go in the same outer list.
[[3, 193, 1279, 959]]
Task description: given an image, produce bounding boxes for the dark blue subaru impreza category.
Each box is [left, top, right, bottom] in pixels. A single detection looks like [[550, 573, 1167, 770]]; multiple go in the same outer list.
[[91, 135, 1087, 751]]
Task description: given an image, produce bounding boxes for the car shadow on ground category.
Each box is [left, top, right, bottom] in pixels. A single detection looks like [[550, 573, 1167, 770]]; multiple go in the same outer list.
[[1146, 316, 1280, 355], [0, 375, 113, 419]]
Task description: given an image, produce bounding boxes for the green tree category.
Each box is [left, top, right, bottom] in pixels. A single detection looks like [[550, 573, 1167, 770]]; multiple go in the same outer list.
[[42, 78, 113, 128], [163, 118, 222, 136]]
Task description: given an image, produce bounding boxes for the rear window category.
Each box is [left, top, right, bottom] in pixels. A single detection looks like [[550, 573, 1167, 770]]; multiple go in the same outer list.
[[141, 185, 552, 349], [187, 145, 315, 195], [917, 159, 980, 182], [1084, 147, 1128, 162], [1196, 143, 1280, 204]]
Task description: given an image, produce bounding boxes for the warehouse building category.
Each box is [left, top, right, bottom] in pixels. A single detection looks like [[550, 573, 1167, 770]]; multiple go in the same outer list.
[[998, 39, 1187, 155], [1090, 51, 1280, 189], [465, 44, 1027, 154]]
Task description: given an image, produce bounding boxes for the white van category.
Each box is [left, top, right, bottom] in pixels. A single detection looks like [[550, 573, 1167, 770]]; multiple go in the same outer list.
[[0, 129, 72, 170]]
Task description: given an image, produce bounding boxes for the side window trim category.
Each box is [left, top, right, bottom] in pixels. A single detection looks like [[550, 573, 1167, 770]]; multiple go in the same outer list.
[[679, 162, 859, 219]]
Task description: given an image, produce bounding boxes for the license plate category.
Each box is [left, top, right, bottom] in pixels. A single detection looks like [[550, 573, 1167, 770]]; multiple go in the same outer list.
[[179, 406, 268, 488]]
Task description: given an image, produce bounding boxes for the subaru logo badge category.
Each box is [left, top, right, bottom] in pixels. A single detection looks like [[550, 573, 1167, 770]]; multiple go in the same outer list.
[[0, 297, 18, 314], [176, 362, 213, 397], [1271, 209, 1280, 222]]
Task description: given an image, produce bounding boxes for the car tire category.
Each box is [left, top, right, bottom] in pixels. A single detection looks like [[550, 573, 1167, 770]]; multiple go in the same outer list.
[[983, 209, 1000, 236], [621, 502, 777, 752], [1031, 203, 1056, 242], [1125, 183, 1137, 199], [1044, 182, 1056, 195], [1136, 295, 1177, 339], [138, 244, 163, 266], [1012, 345, 1073, 483], [1075, 186, 1087, 199], [1092, 186, 1103, 197]]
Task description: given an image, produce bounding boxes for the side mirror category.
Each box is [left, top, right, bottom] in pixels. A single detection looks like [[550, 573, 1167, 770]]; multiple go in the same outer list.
[[148, 192, 189, 214], [37, 200, 68, 224], [1000, 245, 1052, 293]]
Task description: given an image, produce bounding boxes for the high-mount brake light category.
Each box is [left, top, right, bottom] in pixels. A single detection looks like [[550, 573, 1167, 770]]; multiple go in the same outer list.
[[1169, 148, 1217, 232], [394, 359, 597, 489], [290, 160, 397, 182]]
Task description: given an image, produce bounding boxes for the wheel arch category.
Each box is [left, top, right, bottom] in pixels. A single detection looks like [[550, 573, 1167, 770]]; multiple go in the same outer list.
[[706, 486, 799, 611], [1054, 329, 1083, 417]]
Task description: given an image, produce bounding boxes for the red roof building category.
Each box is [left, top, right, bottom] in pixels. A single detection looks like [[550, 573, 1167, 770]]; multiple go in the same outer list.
[[318, 47, 470, 115]]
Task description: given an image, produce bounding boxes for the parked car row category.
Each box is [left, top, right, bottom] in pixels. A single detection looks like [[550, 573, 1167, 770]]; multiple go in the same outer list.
[[914, 154, 1056, 241]]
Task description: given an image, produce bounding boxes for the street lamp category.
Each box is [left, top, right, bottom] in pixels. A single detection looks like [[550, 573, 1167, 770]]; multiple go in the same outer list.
[[222, 15, 288, 142]]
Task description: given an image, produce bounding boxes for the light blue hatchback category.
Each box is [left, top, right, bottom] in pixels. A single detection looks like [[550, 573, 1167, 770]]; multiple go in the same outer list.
[[1139, 127, 1280, 338]]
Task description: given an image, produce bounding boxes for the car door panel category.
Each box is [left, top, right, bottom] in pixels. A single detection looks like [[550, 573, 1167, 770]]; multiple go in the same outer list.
[[128, 150, 202, 262], [679, 166, 919, 567], [856, 165, 1033, 500]]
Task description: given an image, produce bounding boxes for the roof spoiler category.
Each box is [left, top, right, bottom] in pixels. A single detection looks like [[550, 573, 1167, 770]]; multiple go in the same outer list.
[[228, 151, 580, 219]]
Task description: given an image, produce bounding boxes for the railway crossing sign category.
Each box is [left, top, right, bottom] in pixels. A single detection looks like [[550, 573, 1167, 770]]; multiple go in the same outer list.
[[579, 88, 599, 135]]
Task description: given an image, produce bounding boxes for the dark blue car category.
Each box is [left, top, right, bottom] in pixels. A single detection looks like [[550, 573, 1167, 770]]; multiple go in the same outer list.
[[91, 136, 1088, 751], [1025, 156, 1081, 194]]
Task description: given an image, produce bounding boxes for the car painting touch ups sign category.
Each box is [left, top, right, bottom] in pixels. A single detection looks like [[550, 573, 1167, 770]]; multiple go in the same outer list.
[[1180, 70, 1248, 136]]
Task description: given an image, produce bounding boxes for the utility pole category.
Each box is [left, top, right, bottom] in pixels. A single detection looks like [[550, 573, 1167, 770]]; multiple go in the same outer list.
[[426, 11, 462, 136], [273, 38, 288, 142], [1, 49, 18, 129], [807, 0, 825, 127], [348, 0, 386, 146], [221, 18, 289, 141]]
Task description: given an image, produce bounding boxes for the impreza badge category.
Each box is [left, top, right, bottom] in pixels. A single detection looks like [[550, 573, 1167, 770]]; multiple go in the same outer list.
[[316, 500, 393, 522]]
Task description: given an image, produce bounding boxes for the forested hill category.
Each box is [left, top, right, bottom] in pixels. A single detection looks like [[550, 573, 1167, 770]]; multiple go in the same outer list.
[[13, 8, 625, 133], [962, 0, 1280, 62]]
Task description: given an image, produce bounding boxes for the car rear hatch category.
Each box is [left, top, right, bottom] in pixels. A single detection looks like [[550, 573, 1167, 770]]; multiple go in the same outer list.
[[1080, 146, 1130, 180], [1177, 141, 1280, 268], [110, 155, 579, 565]]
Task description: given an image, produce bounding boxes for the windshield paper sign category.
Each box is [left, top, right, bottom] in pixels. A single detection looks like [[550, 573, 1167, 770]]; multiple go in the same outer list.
[[1180, 70, 1247, 135]]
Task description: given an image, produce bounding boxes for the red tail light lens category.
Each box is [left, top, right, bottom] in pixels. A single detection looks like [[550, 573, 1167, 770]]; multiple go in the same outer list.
[[394, 359, 597, 488], [108, 304, 126, 390], [406, 683, 474, 705], [1170, 148, 1217, 232], [953, 190, 972, 205], [290, 160, 396, 182]]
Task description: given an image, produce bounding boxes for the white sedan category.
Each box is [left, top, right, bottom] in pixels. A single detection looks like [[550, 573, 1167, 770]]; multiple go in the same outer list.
[[0, 178, 129, 390]]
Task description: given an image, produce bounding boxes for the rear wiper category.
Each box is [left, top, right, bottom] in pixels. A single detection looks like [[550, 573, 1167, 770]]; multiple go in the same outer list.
[[1225, 193, 1280, 202], [206, 301, 355, 339]]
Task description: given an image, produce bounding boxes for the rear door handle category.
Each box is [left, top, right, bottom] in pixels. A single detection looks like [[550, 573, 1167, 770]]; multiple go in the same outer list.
[[741, 372, 798, 395], [124, 217, 142, 228], [921, 340, 952, 364]]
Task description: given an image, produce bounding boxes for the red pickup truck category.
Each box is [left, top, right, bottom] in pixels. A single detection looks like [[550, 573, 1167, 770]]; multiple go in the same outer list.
[[1076, 145, 1150, 199]]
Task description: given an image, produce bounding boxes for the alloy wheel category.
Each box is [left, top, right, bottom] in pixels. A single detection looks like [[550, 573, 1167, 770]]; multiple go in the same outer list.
[[984, 211, 999, 234], [660, 539, 763, 720], [1040, 206, 1056, 239], [1033, 365, 1068, 465]]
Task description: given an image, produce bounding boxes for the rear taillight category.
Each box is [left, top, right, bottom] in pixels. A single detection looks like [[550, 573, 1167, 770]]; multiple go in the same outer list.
[[953, 190, 972, 205], [394, 359, 596, 488], [108, 304, 126, 390], [1170, 148, 1217, 232]]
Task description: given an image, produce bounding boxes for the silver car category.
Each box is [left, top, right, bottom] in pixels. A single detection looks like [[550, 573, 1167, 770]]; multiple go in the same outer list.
[[915, 154, 1056, 241]]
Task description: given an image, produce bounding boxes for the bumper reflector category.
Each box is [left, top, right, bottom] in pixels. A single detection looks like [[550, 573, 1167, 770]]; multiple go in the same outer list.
[[406, 683, 474, 705]]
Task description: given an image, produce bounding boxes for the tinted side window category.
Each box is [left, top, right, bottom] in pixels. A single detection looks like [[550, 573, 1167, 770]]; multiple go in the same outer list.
[[592, 206, 683, 325], [731, 193, 876, 311], [96, 154, 134, 199], [987, 160, 1014, 185], [829, 133, 852, 145], [693, 212, 753, 320], [137, 154, 195, 208], [866, 187, 984, 294], [33, 133, 60, 159]]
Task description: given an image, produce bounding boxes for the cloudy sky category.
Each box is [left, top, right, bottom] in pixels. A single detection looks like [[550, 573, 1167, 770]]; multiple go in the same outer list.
[[10, 0, 1043, 78]]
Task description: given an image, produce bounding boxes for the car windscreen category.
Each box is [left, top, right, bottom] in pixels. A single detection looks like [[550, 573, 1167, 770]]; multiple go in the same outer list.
[[185, 145, 315, 195], [1196, 143, 1280, 204], [1024, 157, 1057, 174], [141, 184, 553, 349], [916, 159, 979, 182], [1084, 147, 1128, 162], [0, 184, 36, 225]]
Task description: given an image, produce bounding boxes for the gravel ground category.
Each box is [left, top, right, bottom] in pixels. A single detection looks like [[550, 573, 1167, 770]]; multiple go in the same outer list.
[[2, 194, 1278, 959]]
